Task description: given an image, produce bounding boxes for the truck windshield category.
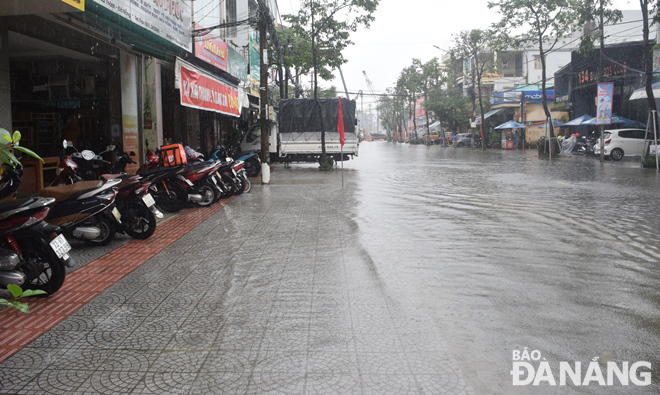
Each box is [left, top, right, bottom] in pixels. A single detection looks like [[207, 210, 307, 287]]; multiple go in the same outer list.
[[246, 127, 261, 143]]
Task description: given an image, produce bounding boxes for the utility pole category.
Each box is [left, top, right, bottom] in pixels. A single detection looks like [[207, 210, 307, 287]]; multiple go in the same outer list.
[[598, 0, 605, 163], [258, 0, 270, 183]]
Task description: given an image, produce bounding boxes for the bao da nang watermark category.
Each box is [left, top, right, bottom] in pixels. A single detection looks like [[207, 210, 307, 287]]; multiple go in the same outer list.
[[511, 348, 652, 386]]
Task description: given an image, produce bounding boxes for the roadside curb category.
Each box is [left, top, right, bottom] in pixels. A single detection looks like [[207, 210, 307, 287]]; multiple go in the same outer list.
[[0, 195, 235, 364]]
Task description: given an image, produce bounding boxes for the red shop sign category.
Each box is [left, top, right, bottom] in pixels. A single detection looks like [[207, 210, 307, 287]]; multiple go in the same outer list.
[[179, 63, 240, 117]]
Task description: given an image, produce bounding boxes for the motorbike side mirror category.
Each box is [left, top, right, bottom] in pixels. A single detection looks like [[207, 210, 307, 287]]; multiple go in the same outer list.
[[129, 151, 135, 156], [106, 145, 116, 152], [62, 139, 68, 149]]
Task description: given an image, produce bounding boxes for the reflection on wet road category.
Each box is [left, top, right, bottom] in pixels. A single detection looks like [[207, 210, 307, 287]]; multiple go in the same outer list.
[[345, 142, 659, 394]]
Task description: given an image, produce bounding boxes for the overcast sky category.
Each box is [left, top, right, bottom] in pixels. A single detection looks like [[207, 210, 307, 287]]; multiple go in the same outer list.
[[276, 0, 641, 108]]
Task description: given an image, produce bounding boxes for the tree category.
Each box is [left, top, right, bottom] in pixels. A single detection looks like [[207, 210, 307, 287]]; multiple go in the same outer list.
[[396, 64, 424, 141], [425, 89, 471, 144], [274, 25, 313, 98], [489, 0, 579, 154], [639, 0, 658, 115], [452, 29, 496, 150], [284, 0, 379, 163]]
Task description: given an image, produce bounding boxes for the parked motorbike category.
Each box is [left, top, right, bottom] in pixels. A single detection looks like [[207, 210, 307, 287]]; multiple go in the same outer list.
[[576, 135, 598, 156], [51, 140, 115, 185], [39, 178, 123, 246], [137, 150, 196, 212], [50, 144, 162, 238], [0, 163, 74, 297], [100, 174, 158, 239], [227, 144, 261, 177], [209, 146, 250, 195]]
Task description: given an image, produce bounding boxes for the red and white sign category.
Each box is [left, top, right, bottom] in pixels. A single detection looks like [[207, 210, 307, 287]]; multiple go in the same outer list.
[[179, 62, 240, 117], [194, 23, 228, 71]]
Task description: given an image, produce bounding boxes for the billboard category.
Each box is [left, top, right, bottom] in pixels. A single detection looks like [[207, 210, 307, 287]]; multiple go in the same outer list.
[[95, 0, 192, 51], [194, 24, 228, 71]]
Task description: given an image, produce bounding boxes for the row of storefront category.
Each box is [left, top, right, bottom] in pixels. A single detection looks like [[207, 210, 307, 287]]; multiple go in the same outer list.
[[0, 0, 265, 180], [479, 40, 655, 145]]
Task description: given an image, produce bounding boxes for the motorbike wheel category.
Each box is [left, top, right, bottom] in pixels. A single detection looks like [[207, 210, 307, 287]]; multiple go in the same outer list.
[[155, 180, 186, 212], [242, 175, 252, 193], [194, 184, 216, 207], [246, 158, 261, 177], [85, 215, 116, 246], [576, 146, 588, 156], [206, 180, 223, 203], [234, 177, 245, 195], [124, 202, 157, 240], [16, 238, 66, 295]]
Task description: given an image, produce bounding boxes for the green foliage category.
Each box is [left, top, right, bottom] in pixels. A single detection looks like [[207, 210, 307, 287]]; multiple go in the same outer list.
[[426, 90, 471, 131], [283, 0, 379, 83], [574, 1, 622, 57], [304, 85, 338, 99], [0, 284, 46, 314], [642, 154, 659, 168], [318, 155, 334, 170], [0, 128, 43, 168], [224, 125, 244, 148]]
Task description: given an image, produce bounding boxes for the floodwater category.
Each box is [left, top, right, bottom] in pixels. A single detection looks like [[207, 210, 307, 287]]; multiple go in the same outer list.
[[343, 142, 660, 394]]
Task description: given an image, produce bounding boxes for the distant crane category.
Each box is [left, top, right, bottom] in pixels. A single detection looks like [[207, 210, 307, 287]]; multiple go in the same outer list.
[[362, 70, 379, 139]]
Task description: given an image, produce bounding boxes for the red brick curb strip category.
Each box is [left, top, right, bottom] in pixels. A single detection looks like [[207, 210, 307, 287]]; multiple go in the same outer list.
[[0, 196, 235, 364]]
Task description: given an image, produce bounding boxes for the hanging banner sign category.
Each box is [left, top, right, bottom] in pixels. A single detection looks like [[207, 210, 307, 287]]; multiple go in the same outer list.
[[178, 61, 240, 117], [95, 0, 191, 51], [596, 82, 614, 125]]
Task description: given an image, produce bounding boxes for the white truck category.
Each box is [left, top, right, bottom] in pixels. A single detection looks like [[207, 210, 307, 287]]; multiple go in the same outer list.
[[240, 98, 359, 164]]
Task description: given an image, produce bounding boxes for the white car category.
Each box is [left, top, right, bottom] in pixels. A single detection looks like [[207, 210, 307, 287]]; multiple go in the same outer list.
[[593, 129, 650, 161]]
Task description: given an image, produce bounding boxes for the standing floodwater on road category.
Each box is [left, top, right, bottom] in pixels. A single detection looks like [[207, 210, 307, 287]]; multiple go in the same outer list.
[[343, 142, 659, 394]]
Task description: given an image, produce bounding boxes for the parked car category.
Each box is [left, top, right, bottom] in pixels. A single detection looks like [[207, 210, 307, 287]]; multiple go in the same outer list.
[[593, 129, 650, 161], [455, 132, 481, 148]]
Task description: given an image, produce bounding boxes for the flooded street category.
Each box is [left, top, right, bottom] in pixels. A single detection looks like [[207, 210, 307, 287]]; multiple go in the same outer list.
[[344, 142, 659, 393]]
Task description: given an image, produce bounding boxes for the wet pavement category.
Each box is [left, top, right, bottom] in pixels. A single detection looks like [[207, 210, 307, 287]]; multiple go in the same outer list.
[[1, 142, 658, 394]]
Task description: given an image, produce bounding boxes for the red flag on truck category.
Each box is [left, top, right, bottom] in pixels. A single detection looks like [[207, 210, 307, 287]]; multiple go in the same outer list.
[[338, 98, 345, 147]]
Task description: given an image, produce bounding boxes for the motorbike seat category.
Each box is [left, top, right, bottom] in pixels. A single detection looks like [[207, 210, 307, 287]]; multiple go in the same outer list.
[[39, 180, 104, 202], [182, 163, 214, 175], [0, 197, 39, 214], [138, 165, 184, 177]]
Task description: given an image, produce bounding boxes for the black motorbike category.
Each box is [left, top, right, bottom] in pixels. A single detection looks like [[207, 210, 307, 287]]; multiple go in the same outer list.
[[0, 163, 74, 297]]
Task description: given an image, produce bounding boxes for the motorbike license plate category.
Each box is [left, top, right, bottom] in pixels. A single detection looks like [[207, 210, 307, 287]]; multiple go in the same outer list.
[[112, 207, 122, 223], [49, 234, 71, 259], [142, 193, 156, 207]]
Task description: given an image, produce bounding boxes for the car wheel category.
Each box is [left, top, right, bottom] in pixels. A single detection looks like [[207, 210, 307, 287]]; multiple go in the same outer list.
[[457, 142, 465, 148], [611, 148, 624, 161]]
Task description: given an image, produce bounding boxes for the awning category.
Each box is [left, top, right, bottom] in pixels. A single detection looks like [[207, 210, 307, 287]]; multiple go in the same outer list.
[[475, 108, 504, 124], [491, 103, 521, 109], [629, 82, 660, 100], [175, 58, 241, 118]]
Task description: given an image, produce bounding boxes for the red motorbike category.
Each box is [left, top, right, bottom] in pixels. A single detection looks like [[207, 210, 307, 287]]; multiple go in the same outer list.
[[139, 150, 222, 207]]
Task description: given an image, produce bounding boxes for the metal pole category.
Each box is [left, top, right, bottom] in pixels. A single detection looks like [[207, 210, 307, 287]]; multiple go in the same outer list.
[[547, 116, 551, 162], [642, 111, 651, 167], [341, 145, 344, 188]]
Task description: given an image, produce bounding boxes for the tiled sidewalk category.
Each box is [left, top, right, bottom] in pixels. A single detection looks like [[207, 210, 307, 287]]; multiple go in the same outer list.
[[0, 196, 235, 364], [0, 169, 472, 394]]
